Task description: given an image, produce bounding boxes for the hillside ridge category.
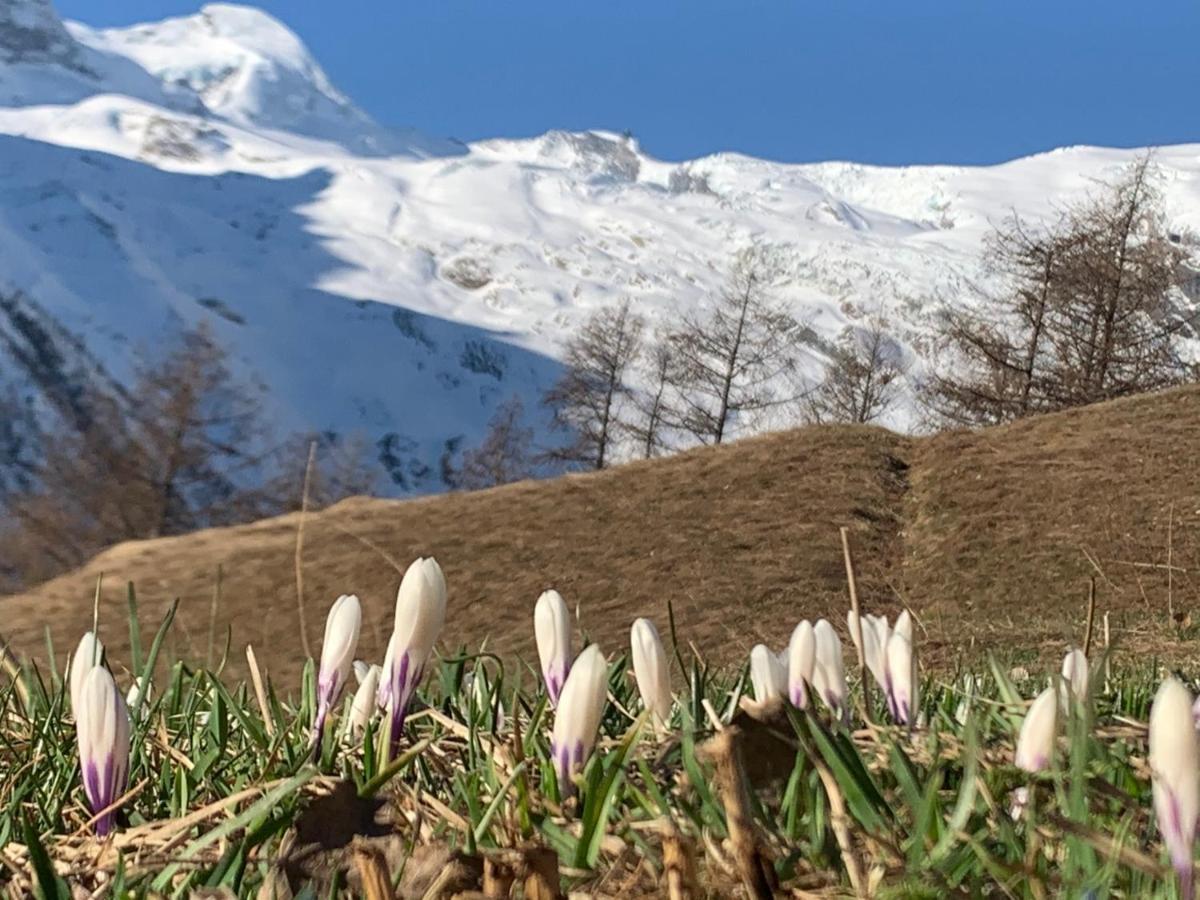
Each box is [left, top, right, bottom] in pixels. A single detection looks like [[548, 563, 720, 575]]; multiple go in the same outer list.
[[3, 385, 1198, 683]]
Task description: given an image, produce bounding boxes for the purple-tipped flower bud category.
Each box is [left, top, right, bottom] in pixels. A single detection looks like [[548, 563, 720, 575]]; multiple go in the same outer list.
[[535, 590, 572, 705], [312, 594, 362, 747], [549, 643, 608, 795], [74, 665, 130, 836]]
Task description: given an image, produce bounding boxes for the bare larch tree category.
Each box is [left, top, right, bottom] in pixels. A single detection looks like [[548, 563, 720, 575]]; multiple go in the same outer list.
[[457, 395, 536, 490], [625, 339, 675, 458], [542, 299, 643, 469], [805, 322, 906, 425], [666, 245, 801, 444], [927, 156, 1196, 425]]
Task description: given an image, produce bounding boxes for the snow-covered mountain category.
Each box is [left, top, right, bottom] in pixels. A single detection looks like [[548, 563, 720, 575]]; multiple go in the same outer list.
[[1, 0, 1198, 492]]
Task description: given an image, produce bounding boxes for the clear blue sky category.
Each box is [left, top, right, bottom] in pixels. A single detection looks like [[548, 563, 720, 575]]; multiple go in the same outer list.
[[56, 0, 1200, 166]]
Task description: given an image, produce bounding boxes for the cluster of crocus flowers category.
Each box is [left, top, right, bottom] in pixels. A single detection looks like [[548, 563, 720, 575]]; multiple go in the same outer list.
[[380, 557, 447, 753], [1149, 676, 1200, 897], [848, 609, 918, 727], [69, 632, 131, 837], [312, 594, 362, 750], [549, 643, 609, 795], [629, 618, 672, 730], [535, 590, 572, 705]]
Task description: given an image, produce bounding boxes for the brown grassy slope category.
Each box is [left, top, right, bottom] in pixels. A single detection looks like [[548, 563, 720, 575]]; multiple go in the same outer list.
[[901, 384, 1200, 662], [3, 385, 1198, 686], [0, 425, 910, 685]]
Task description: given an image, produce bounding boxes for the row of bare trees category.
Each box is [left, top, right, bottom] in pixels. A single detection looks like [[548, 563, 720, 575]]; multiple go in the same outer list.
[[513, 156, 1196, 480], [0, 324, 374, 591]]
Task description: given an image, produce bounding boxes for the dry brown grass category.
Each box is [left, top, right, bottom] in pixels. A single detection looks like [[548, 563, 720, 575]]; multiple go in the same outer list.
[[3, 385, 1199, 685]]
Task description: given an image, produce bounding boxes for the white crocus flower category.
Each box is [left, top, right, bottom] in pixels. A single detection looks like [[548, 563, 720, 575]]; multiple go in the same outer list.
[[787, 620, 816, 709], [1015, 687, 1058, 773], [75, 665, 131, 837], [383, 557, 447, 753], [749, 644, 787, 702], [550, 643, 609, 795], [812, 619, 848, 721], [312, 594, 362, 748], [535, 590, 573, 705], [346, 664, 381, 739], [1150, 676, 1200, 898], [1060, 648, 1089, 708], [630, 618, 672, 730]]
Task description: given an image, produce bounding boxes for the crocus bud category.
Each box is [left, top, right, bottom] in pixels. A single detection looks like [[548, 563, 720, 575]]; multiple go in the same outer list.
[[1015, 687, 1058, 773], [550, 643, 609, 794], [630, 618, 672, 729], [1060, 648, 1088, 708], [812, 620, 848, 720], [69, 631, 105, 715], [75, 665, 130, 836], [787, 621, 815, 708], [384, 557, 447, 751], [847, 612, 888, 697], [353, 660, 371, 684], [886, 631, 917, 727], [535, 590, 572, 705], [892, 610, 912, 643], [313, 594, 362, 746], [1150, 676, 1200, 897], [346, 664, 381, 739], [749, 644, 786, 702]]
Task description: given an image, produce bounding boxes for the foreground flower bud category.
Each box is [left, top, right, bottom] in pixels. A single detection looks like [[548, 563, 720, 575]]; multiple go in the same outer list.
[[1015, 687, 1058, 773], [630, 618, 672, 729], [347, 664, 381, 739], [535, 590, 573, 705], [812, 619, 848, 720], [550, 643, 609, 794], [886, 631, 918, 727], [75, 665, 131, 836], [1150, 676, 1200, 897], [847, 611, 888, 698], [787, 621, 815, 708], [1060, 648, 1089, 707], [69, 631, 105, 715], [749, 644, 786, 702], [312, 594, 362, 747], [383, 557, 447, 751]]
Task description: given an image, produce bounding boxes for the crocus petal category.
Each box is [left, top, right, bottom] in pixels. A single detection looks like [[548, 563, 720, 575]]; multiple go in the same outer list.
[[68, 632, 105, 715], [630, 618, 672, 729], [1014, 687, 1058, 773], [885, 632, 917, 727], [535, 590, 572, 705], [550, 643, 609, 794], [1150, 677, 1200, 895], [787, 621, 815, 708]]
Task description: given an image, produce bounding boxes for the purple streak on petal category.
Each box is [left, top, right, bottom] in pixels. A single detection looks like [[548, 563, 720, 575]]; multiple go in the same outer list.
[[388, 652, 422, 755], [791, 681, 808, 709]]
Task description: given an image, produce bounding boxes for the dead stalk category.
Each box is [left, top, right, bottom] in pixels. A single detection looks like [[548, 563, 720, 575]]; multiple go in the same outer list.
[[294, 439, 317, 659], [841, 527, 872, 726]]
